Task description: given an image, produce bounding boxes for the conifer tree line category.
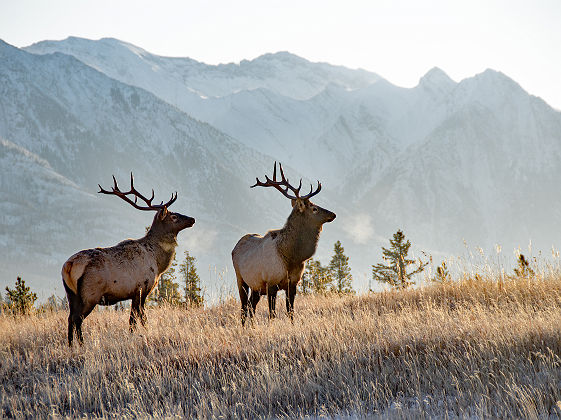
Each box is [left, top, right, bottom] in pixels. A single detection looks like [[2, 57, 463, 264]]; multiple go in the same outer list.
[[300, 240, 354, 294], [0, 231, 543, 315], [149, 250, 204, 307]]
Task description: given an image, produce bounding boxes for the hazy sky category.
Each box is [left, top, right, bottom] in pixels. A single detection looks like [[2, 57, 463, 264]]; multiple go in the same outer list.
[[2, 0, 560, 109]]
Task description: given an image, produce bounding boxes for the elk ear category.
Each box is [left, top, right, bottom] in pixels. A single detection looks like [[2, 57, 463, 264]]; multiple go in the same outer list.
[[158, 207, 168, 220], [291, 198, 306, 213]]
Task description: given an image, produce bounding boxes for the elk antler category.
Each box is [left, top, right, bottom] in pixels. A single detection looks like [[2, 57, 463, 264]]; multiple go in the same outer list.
[[251, 162, 321, 200], [98, 173, 177, 211]]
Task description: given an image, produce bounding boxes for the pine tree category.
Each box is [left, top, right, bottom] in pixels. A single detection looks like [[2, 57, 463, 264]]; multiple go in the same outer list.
[[5, 276, 38, 315], [179, 250, 204, 307], [514, 254, 535, 278], [300, 260, 313, 294], [156, 258, 182, 306], [303, 258, 332, 294], [372, 230, 429, 289], [328, 240, 354, 294], [432, 261, 451, 283]]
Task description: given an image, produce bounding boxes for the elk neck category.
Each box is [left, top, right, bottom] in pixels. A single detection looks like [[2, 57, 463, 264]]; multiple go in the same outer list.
[[277, 210, 322, 267], [143, 229, 178, 274]]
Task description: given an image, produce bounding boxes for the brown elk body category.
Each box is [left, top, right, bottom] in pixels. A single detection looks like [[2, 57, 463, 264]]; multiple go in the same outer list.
[[231, 163, 335, 325], [62, 175, 194, 346]]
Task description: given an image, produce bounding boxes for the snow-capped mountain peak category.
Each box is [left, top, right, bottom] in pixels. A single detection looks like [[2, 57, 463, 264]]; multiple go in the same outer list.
[[3, 37, 561, 297], [418, 66, 456, 94]]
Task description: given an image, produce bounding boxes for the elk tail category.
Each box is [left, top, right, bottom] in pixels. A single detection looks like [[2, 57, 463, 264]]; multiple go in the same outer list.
[[62, 260, 84, 295]]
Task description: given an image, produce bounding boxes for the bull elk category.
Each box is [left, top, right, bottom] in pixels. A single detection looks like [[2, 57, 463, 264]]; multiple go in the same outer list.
[[62, 174, 195, 346], [232, 162, 336, 325]]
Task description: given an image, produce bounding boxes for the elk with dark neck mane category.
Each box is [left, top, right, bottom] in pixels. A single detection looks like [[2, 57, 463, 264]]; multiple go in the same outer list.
[[232, 162, 336, 325], [61, 174, 194, 346]]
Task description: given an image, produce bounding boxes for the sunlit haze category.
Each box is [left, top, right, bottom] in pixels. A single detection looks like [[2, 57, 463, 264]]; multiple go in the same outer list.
[[2, 0, 560, 109]]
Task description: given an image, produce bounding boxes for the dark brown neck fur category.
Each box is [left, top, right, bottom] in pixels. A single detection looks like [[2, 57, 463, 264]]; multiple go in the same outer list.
[[143, 231, 178, 275], [277, 209, 322, 269]]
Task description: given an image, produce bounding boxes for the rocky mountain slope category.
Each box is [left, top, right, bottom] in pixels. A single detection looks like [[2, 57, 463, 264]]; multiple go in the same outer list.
[[0, 40, 311, 298], [2, 37, 561, 297]]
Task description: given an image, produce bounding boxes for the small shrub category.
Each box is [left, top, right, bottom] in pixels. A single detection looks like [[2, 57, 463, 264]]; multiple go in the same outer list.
[[5, 276, 37, 315]]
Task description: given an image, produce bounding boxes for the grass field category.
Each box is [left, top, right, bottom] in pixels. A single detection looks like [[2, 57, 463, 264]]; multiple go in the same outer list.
[[2, 274, 561, 418]]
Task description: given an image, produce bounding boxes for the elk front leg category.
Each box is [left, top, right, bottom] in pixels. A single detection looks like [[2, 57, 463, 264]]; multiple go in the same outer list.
[[285, 264, 303, 323], [285, 283, 297, 322], [267, 284, 279, 320]]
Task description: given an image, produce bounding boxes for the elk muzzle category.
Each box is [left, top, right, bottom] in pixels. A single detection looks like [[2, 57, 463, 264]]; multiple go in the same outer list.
[[182, 215, 196, 229]]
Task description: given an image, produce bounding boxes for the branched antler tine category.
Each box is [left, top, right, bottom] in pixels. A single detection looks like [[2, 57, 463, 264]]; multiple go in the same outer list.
[[279, 163, 286, 182], [300, 180, 322, 199], [163, 192, 177, 208], [98, 184, 111, 194], [250, 162, 309, 200], [98, 174, 177, 211]]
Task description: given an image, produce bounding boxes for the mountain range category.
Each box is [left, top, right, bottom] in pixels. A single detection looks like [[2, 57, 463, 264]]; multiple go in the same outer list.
[[1, 36, 560, 298]]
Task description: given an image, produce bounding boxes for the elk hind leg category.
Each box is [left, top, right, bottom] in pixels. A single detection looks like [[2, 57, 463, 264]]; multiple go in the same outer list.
[[139, 291, 148, 327], [237, 273, 250, 326], [129, 292, 142, 332], [65, 282, 82, 347], [75, 300, 97, 345]]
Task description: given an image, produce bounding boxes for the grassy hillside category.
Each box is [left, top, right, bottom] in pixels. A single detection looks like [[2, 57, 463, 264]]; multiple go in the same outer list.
[[2, 275, 561, 418]]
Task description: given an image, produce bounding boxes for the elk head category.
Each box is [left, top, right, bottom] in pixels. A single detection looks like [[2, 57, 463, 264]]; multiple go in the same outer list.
[[251, 162, 336, 228], [98, 173, 195, 235]]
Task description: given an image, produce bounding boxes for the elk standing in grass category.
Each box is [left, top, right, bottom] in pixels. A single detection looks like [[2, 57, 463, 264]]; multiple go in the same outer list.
[[62, 174, 195, 346], [232, 162, 336, 325]]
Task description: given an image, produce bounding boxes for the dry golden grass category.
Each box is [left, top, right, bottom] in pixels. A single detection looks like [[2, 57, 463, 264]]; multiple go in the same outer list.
[[2, 275, 561, 418]]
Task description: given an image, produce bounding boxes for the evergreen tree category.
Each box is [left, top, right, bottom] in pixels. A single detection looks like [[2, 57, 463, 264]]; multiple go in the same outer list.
[[328, 240, 354, 294], [304, 258, 332, 294], [432, 261, 451, 283], [372, 230, 429, 289], [5, 276, 38, 315], [514, 254, 535, 278], [179, 250, 204, 307], [156, 258, 182, 306], [300, 261, 313, 294]]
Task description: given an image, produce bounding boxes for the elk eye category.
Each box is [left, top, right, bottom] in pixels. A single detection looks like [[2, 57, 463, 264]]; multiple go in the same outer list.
[[171, 215, 178, 222], [312, 207, 318, 213]]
